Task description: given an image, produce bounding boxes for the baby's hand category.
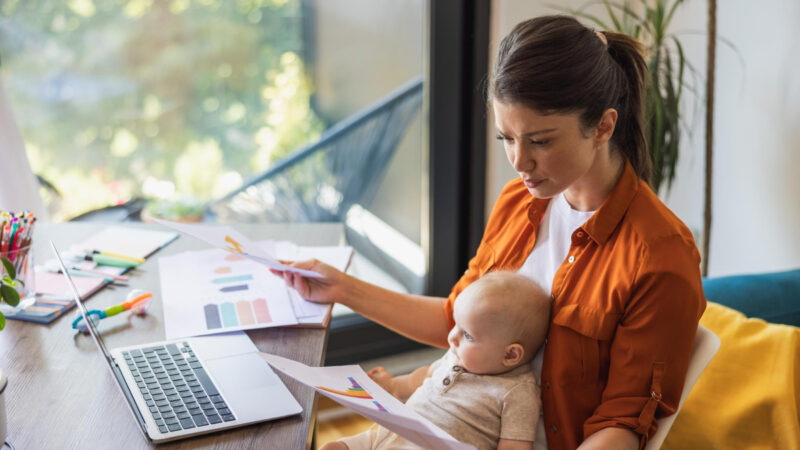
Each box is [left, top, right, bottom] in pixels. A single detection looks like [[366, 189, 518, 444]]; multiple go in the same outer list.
[[367, 366, 396, 394]]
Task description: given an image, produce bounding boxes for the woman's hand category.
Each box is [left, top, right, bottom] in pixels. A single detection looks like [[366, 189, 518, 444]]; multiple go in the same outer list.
[[270, 259, 349, 304]]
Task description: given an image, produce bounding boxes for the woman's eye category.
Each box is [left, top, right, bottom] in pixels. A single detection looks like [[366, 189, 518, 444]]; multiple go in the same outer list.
[[496, 135, 511, 142], [531, 139, 549, 146]]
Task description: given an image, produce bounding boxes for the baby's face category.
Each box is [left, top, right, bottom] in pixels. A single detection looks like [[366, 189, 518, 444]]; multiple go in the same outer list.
[[447, 292, 512, 375]]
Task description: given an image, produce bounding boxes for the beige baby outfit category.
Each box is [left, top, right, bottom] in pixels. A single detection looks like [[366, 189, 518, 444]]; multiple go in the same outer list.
[[339, 350, 540, 450]]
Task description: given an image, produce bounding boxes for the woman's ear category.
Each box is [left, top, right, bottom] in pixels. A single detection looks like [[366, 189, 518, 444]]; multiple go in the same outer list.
[[503, 343, 525, 367], [594, 108, 618, 147]]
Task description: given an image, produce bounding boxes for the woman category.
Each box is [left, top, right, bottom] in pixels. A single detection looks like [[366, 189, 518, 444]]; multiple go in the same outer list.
[[274, 16, 705, 450]]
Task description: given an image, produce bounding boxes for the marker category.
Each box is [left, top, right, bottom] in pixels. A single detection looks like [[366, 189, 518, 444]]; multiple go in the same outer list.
[[70, 266, 129, 282], [88, 249, 145, 265], [8, 219, 18, 262], [85, 253, 140, 268], [0, 224, 9, 254], [68, 268, 128, 285]]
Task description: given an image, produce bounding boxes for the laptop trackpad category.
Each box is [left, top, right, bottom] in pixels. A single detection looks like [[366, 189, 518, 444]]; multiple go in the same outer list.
[[204, 353, 302, 421]]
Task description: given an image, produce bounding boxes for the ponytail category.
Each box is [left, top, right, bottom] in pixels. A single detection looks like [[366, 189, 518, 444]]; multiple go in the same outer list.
[[603, 31, 650, 182], [490, 16, 652, 183]]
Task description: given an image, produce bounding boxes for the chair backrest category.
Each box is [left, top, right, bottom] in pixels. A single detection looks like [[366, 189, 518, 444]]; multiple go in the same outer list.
[[208, 77, 424, 224], [645, 324, 720, 449]]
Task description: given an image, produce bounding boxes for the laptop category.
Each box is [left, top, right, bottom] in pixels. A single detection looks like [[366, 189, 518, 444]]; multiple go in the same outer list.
[[50, 240, 302, 443]]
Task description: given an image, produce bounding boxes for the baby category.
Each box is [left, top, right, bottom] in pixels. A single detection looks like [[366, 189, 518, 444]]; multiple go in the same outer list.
[[322, 271, 551, 450]]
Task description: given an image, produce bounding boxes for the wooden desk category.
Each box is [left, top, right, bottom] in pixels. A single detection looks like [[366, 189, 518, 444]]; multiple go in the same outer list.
[[0, 222, 343, 449]]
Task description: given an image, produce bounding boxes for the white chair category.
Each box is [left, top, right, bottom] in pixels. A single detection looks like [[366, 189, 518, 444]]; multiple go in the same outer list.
[[645, 324, 721, 449]]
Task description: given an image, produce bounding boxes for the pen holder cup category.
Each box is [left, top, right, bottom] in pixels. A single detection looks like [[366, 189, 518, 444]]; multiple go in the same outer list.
[[0, 244, 36, 313]]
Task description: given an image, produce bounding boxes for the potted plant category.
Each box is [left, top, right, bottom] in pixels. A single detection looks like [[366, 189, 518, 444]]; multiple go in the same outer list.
[[140, 195, 205, 223], [0, 257, 22, 330], [0, 256, 22, 446]]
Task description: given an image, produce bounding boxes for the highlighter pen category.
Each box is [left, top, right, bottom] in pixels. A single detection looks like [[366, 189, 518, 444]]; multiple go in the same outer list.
[[70, 266, 129, 282], [89, 249, 145, 265], [84, 253, 140, 268], [68, 268, 128, 285]]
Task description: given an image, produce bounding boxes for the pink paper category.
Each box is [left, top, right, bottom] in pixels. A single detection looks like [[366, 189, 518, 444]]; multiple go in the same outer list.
[[35, 270, 105, 299]]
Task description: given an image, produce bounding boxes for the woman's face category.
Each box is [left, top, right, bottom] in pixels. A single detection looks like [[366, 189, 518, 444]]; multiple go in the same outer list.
[[493, 100, 609, 208]]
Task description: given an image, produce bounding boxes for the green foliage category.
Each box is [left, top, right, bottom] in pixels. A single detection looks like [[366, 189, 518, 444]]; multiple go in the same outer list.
[[0, 256, 23, 331], [569, 0, 693, 194], [144, 196, 205, 221], [1, 258, 15, 280], [1, 0, 325, 220]]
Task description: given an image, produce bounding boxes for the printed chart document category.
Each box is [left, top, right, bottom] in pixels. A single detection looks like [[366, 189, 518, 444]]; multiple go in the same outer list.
[[159, 241, 352, 339], [270, 241, 352, 326], [259, 353, 476, 450], [153, 219, 322, 278]]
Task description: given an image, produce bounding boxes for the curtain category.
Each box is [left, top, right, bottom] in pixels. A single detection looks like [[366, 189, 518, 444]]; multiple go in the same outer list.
[[0, 75, 47, 220]]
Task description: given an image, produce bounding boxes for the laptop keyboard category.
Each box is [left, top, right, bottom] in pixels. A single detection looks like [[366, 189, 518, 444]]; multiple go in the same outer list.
[[122, 343, 236, 434]]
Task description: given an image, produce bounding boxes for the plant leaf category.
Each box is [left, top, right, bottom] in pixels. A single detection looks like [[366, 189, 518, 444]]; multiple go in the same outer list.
[[604, 1, 622, 31], [1, 284, 20, 307], [1, 257, 15, 280], [664, 0, 685, 30], [0, 313, 4, 331], [671, 36, 686, 101], [556, 3, 612, 31]]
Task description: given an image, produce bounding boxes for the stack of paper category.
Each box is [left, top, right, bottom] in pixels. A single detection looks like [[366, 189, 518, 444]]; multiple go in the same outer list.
[[157, 222, 352, 340]]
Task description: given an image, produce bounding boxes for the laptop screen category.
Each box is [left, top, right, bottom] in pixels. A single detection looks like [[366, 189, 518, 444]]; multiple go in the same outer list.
[[50, 240, 149, 436], [50, 240, 116, 362]]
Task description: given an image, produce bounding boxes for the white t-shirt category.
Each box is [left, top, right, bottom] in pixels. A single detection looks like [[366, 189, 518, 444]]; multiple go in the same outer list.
[[517, 192, 595, 449]]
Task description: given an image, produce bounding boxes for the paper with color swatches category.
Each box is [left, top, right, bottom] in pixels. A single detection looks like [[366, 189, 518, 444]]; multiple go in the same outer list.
[[159, 240, 352, 340]]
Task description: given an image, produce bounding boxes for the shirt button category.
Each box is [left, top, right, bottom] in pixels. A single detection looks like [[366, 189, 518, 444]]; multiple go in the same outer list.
[[576, 231, 584, 238], [442, 378, 451, 386], [568, 256, 575, 263], [452, 365, 463, 372], [550, 425, 558, 433]]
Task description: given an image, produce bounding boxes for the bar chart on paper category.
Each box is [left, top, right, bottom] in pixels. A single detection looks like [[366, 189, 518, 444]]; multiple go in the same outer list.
[[160, 242, 352, 339], [160, 249, 301, 339], [203, 298, 273, 330]]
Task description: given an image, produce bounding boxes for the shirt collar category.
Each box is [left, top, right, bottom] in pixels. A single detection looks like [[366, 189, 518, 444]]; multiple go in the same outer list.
[[525, 160, 640, 245], [582, 160, 640, 245]]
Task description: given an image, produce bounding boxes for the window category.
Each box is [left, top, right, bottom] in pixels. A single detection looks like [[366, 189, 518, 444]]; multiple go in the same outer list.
[[2, 0, 322, 221], [2, 0, 489, 363]]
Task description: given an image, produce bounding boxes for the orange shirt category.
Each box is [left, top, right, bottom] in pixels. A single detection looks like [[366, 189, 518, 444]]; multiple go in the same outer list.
[[444, 162, 706, 449]]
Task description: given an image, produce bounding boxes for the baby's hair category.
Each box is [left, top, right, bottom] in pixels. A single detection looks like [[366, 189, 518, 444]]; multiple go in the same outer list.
[[462, 271, 551, 359]]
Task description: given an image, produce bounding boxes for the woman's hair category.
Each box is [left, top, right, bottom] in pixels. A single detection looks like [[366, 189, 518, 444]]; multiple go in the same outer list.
[[489, 15, 651, 182]]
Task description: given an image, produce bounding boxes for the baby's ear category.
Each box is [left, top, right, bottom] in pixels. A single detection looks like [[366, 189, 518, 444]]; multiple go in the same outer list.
[[503, 343, 525, 367]]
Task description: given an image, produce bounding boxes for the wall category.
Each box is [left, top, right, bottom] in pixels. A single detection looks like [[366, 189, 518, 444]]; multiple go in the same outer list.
[[488, 0, 800, 277]]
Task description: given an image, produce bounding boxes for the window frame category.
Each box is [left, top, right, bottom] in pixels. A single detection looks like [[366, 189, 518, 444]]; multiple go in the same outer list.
[[326, 0, 490, 364]]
